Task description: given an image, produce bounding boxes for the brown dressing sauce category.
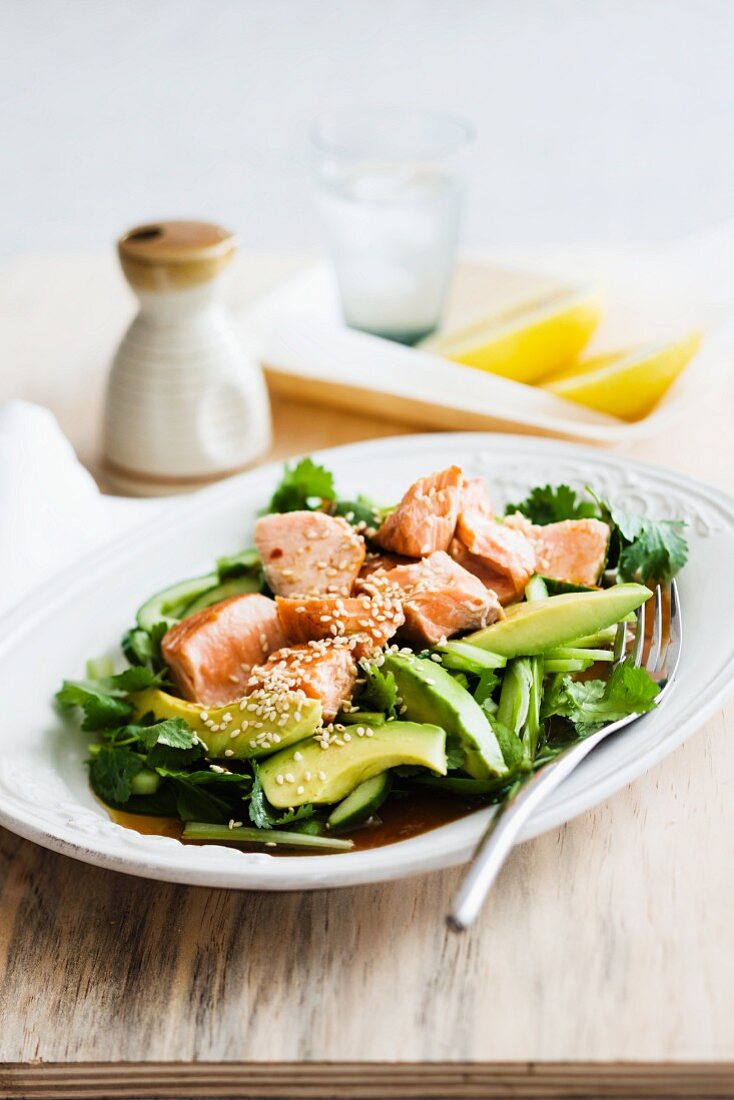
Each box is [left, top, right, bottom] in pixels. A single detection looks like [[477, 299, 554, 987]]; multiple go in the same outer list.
[[107, 789, 483, 855]]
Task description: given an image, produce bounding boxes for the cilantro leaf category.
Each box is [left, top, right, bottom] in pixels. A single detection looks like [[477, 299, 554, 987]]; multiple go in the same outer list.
[[216, 547, 262, 581], [146, 741, 203, 770], [57, 681, 133, 731], [274, 804, 316, 826], [446, 743, 467, 771], [585, 490, 688, 584], [611, 506, 688, 585], [135, 717, 197, 752], [122, 623, 168, 672], [106, 667, 164, 692], [154, 767, 252, 789], [543, 659, 660, 735], [89, 745, 144, 804], [172, 777, 238, 824], [359, 663, 399, 718], [247, 766, 313, 829], [248, 765, 275, 829], [487, 715, 527, 771], [333, 495, 380, 528], [505, 484, 599, 525], [266, 457, 335, 514], [473, 669, 500, 708]]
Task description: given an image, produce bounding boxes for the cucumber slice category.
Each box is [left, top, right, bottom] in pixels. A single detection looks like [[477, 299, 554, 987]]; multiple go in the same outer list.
[[136, 573, 218, 631], [525, 575, 549, 601], [182, 822, 354, 851], [327, 773, 392, 831], [183, 575, 261, 616], [544, 646, 613, 662], [497, 659, 532, 734], [216, 547, 261, 581], [567, 626, 617, 648], [86, 656, 115, 680], [541, 577, 598, 596], [435, 641, 507, 673], [543, 657, 594, 673]]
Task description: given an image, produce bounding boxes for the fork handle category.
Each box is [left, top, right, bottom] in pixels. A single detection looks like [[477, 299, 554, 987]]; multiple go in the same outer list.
[[447, 728, 609, 932]]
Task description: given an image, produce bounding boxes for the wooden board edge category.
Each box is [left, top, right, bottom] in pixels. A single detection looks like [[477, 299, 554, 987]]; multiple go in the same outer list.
[[1, 1062, 734, 1099]]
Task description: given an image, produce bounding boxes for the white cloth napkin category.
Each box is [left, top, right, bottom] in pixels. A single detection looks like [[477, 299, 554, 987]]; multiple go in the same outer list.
[[0, 400, 157, 616]]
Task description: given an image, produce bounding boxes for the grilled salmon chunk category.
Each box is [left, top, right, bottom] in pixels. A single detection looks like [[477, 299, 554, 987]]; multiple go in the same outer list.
[[246, 640, 357, 721], [254, 511, 366, 597], [460, 477, 493, 518], [449, 538, 523, 606], [276, 593, 404, 654], [505, 513, 609, 586], [455, 510, 536, 596], [161, 594, 286, 707], [364, 550, 503, 646], [374, 465, 463, 557], [359, 550, 416, 579]]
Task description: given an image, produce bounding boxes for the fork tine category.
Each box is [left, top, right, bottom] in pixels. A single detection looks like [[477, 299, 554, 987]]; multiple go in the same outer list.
[[613, 619, 628, 665], [669, 579, 682, 650], [645, 585, 663, 674], [632, 597, 646, 667], [658, 579, 683, 687]]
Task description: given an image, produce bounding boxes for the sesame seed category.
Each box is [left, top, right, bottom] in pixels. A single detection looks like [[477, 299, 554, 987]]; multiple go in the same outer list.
[[276, 774, 284, 785], [294, 751, 303, 761], [297, 785, 305, 795], [224, 749, 234, 757], [318, 770, 327, 781]]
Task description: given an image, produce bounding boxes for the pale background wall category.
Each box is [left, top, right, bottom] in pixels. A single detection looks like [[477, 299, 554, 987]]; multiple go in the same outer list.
[[0, 0, 731, 261]]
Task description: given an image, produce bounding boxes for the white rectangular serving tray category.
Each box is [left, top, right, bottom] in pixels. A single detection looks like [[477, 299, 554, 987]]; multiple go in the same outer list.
[[238, 232, 734, 446]]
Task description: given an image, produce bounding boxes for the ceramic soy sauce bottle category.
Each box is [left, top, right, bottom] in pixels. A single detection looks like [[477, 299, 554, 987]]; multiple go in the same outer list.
[[103, 220, 271, 494]]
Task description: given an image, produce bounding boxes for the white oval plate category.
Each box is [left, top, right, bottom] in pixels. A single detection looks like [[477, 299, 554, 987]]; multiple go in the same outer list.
[[1, 433, 732, 890]]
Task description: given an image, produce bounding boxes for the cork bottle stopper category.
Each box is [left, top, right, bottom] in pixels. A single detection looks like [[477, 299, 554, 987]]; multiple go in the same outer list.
[[117, 220, 237, 292]]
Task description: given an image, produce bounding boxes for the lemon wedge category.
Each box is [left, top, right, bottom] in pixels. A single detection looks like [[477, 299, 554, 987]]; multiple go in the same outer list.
[[420, 285, 603, 384], [543, 331, 701, 420]]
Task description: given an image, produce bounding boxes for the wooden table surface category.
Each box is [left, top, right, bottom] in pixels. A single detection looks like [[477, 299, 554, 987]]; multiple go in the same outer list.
[[1, 253, 733, 1100]]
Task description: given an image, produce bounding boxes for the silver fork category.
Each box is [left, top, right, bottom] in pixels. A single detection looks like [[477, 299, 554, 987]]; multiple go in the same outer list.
[[447, 581, 682, 932]]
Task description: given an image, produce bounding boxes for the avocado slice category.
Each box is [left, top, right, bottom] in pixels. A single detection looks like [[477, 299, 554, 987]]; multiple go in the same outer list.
[[383, 654, 507, 780], [259, 721, 446, 808], [465, 583, 651, 657], [131, 688, 322, 760]]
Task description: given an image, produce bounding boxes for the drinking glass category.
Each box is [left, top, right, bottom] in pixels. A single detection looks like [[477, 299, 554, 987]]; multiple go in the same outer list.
[[311, 108, 473, 344]]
